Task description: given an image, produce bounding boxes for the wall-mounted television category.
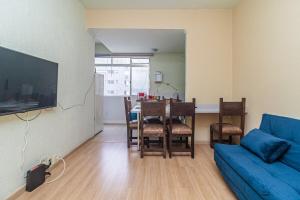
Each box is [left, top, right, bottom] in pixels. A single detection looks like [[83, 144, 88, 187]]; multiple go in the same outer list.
[[0, 46, 58, 116]]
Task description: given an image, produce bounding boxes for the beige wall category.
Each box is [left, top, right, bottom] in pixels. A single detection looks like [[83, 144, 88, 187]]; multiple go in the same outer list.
[[150, 53, 185, 100], [86, 9, 233, 142], [233, 0, 300, 132], [0, 1, 94, 198]]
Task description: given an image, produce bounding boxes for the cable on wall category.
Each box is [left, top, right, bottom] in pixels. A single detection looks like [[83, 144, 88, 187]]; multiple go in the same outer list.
[[155, 81, 179, 98], [58, 73, 95, 111], [20, 112, 30, 170], [15, 110, 42, 122], [15, 111, 42, 171]]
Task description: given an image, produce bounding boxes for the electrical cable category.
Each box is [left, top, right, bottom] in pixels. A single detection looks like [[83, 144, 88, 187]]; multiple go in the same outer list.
[[58, 73, 95, 111], [45, 157, 66, 184], [155, 81, 179, 97], [20, 112, 30, 170], [15, 110, 42, 121]]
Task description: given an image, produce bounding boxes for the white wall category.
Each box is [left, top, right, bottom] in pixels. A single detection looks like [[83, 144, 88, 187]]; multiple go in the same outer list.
[[233, 0, 300, 131], [0, 0, 95, 198], [150, 53, 185, 100], [103, 96, 126, 124]]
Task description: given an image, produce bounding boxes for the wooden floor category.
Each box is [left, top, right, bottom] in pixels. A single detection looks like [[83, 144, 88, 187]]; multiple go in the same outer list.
[[16, 125, 236, 200]]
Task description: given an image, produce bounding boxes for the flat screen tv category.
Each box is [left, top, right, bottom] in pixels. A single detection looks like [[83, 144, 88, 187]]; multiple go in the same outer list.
[[0, 46, 58, 116]]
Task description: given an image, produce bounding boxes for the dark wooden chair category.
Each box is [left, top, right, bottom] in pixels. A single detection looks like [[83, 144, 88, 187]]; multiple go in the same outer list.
[[140, 100, 167, 158], [210, 98, 246, 148], [124, 97, 138, 148], [168, 98, 196, 159]]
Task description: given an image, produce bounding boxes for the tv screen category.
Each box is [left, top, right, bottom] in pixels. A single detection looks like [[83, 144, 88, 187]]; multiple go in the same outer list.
[[0, 46, 58, 116]]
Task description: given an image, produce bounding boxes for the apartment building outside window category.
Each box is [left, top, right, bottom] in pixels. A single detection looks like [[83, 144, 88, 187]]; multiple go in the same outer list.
[[95, 57, 150, 96]]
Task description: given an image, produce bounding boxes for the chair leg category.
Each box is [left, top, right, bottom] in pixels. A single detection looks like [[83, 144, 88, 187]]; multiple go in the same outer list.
[[185, 137, 189, 148], [169, 134, 172, 158], [210, 125, 214, 148], [166, 134, 169, 149], [146, 137, 150, 148], [163, 135, 167, 159], [127, 128, 130, 148], [140, 135, 144, 158], [191, 135, 195, 159], [130, 129, 133, 140]]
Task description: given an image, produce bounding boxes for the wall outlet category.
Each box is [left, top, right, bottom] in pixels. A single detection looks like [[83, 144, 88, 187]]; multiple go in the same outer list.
[[50, 155, 62, 166], [40, 157, 50, 165], [40, 155, 61, 166]]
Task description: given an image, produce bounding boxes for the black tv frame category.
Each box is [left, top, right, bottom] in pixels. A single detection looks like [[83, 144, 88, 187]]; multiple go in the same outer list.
[[0, 46, 58, 116]]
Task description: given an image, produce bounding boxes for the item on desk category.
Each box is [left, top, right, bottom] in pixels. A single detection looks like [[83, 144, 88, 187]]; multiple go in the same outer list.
[[148, 95, 154, 100], [138, 92, 145, 100]]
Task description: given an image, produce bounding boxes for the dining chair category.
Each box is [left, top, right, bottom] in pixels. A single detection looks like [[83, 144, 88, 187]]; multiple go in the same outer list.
[[143, 98, 163, 124], [210, 98, 246, 148], [124, 97, 138, 148], [140, 100, 167, 158], [168, 98, 196, 159]]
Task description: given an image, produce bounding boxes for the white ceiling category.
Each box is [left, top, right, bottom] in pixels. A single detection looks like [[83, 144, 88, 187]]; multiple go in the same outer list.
[[90, 29, 186, 53], [81, 0, 240, 9]]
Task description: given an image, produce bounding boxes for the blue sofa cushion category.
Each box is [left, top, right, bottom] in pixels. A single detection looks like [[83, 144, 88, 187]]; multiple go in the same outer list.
[[215, 153, 263, 200], [241, 129, 291, 163], [280, 142, 300, 172], [260, 114, 300, 143], [215, 144, 300, 199]]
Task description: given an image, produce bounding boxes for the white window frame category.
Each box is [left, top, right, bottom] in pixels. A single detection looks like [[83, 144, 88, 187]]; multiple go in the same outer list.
[[95, 56, 150, 96]]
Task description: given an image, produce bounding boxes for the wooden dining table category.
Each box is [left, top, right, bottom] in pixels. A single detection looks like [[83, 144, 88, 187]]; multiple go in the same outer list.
[[131, 103, 220, 150]]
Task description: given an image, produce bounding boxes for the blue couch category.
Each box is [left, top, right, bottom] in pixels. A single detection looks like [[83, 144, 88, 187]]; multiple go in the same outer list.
[[214, 114, 300, 200]]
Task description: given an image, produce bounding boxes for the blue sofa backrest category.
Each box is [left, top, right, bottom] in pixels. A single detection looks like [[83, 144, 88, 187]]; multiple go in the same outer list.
[[260, 114, 300, 144]]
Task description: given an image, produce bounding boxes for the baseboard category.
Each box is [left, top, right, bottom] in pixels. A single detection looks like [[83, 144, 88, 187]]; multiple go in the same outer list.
[[95, 130, 103, 136], [6, 134, 97, 200]]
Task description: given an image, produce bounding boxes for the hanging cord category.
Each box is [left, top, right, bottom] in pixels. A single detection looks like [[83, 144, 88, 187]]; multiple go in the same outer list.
[[155, 82, 179, 96], [58, 73, 95, 111], [15, 111, 42, 171], [45, 156, 66, 184], [15, 110, 42, 122], [20, 112, 30, 170]]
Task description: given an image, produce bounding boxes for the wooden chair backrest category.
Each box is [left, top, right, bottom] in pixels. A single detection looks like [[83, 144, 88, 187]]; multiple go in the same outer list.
[[219, 98, 246, 133], [141, 100, 166, 129], [169, 98, 196, 135], [170, 98, 195, 117], [141, 100, 166, 117]]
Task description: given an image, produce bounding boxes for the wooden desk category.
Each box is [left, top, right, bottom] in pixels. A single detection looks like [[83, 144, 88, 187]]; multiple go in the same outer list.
[[195, 104, 219, 114]]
